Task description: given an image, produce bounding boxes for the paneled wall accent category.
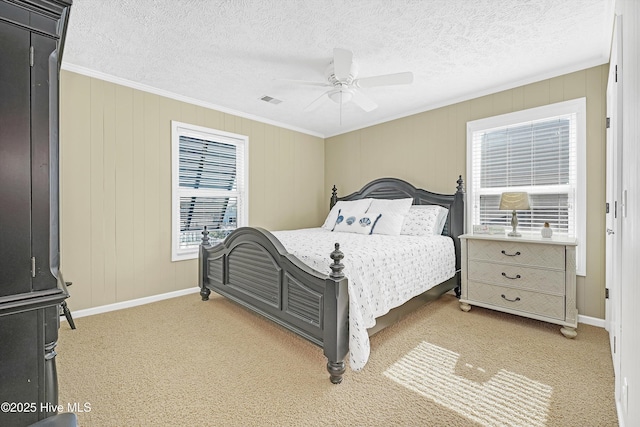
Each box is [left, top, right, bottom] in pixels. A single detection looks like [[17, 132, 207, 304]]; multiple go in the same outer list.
[[325, 65, 608, 319], [60, 71, 324, 311]]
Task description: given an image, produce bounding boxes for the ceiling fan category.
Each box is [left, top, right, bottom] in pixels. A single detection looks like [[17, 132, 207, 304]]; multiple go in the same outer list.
[[288, 48, 414, 114]]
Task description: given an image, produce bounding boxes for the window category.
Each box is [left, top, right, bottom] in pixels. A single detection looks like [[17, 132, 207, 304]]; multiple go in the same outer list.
[[466, 98, 586, 275], [171, 121, 248, 261]]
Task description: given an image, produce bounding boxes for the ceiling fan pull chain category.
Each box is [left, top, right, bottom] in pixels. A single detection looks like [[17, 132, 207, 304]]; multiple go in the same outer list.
[[339, 91, 343, 126]]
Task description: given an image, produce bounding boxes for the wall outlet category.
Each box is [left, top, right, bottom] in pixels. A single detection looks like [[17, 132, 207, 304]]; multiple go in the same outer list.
[[622, 377, 628, 414]]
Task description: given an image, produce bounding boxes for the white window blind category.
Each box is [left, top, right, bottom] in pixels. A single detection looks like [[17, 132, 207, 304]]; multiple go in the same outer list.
[[171, 121, 248, 261], [466, 98, 586, 275]]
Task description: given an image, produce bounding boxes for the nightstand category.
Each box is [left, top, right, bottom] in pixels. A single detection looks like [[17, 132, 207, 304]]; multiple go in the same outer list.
[[459, 233, 578, 338]]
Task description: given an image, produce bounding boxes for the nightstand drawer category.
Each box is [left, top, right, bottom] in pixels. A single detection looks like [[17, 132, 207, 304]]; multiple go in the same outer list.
[[468, 239, 565, 270], [467, 281, 565, 320], [468, 260, 565, 294]]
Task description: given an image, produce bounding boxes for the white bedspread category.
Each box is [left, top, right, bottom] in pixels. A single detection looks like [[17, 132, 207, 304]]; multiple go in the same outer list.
[[271, 227, 456, 372]]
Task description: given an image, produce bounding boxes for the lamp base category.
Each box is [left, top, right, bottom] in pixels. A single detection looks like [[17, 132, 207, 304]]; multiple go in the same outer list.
[[508, 210, 521, 237]]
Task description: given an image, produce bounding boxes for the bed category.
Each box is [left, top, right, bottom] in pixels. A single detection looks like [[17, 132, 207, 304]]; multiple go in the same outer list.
[[199, 176, 465, 384]]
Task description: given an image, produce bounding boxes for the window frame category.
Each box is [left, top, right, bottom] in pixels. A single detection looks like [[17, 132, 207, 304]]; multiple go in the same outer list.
[[466, 98, 587, 276], [171, 121, 249, 261]]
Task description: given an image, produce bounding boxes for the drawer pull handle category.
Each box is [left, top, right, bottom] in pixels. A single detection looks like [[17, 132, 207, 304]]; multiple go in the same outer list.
[[501, 250, 521, 257], [501, 272, 521, 280], [501, 294, 521, 303]]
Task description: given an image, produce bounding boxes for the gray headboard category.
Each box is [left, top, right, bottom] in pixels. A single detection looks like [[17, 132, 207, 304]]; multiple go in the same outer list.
[[330, 176, 465, 287]]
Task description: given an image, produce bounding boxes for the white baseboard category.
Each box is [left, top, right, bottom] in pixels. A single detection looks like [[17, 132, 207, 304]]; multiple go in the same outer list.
[[578, 314, 606, 328], [61, 287, 200, 321], [616, 401, 626, 427]]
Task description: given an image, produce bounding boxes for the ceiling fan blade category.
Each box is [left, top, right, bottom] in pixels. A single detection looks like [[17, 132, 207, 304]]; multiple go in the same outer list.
[[333, 48, 353, 81], [354, 71, 414, 88], [350, 89, 377, 112], [276, 78, 329, 88], [303, 90, 330, 112]]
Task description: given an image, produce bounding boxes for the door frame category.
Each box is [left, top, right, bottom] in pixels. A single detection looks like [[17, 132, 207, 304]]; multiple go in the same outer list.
[[605, 14, 623, 398]]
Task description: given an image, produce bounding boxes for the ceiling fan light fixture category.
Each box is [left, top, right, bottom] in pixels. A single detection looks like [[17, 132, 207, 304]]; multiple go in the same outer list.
[[328, 89, 353, 104]]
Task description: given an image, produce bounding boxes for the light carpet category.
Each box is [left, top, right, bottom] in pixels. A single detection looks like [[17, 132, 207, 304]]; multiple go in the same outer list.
[[56, 293, 618, 426]]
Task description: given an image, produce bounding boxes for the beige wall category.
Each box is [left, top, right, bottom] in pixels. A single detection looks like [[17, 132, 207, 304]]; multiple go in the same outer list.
[[60, 71, 325, 311], [325, 65, 609, 319], [60, 65, 608, 319]]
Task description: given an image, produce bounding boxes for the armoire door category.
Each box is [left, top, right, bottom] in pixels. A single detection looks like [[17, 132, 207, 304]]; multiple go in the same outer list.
[[31, 32, 58, 291], [0, 310, 41, 426], [0, 17, 32, 297]]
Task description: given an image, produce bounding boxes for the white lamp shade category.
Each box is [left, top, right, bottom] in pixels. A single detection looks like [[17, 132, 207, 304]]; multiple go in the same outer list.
[[499, 192, 531, 210]]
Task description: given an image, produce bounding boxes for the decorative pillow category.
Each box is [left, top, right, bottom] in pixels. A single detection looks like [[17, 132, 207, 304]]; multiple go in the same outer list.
[[321, 199, 373, 230], [367, 198, 413, 236], [400, 205, 449, 236], [333, 210, 382, 235]]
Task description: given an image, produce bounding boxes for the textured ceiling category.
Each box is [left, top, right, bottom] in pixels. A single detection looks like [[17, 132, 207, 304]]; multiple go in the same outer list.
[[62, 0, 614, 138]]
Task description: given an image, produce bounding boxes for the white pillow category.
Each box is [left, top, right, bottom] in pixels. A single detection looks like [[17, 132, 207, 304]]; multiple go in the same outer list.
[[435, 207, 449, 234], [400, 205, 449, 236], [321, 199, 372, 230], [333, 210, 382, 235], [367, 198, 413, 236]]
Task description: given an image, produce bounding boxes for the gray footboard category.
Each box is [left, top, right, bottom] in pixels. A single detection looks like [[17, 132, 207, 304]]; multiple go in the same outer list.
[[199, 226, 349, 384]]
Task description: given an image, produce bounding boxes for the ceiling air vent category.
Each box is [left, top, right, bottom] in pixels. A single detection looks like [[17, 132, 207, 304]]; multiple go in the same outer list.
[[260, 95, 282, 105]]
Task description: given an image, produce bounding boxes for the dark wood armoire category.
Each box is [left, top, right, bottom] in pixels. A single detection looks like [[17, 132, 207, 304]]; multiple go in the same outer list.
[[0, 1, 72, 425]]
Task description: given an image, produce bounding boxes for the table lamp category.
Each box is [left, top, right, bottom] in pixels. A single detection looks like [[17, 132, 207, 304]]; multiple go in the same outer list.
[[499, 192, 531, 237]]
